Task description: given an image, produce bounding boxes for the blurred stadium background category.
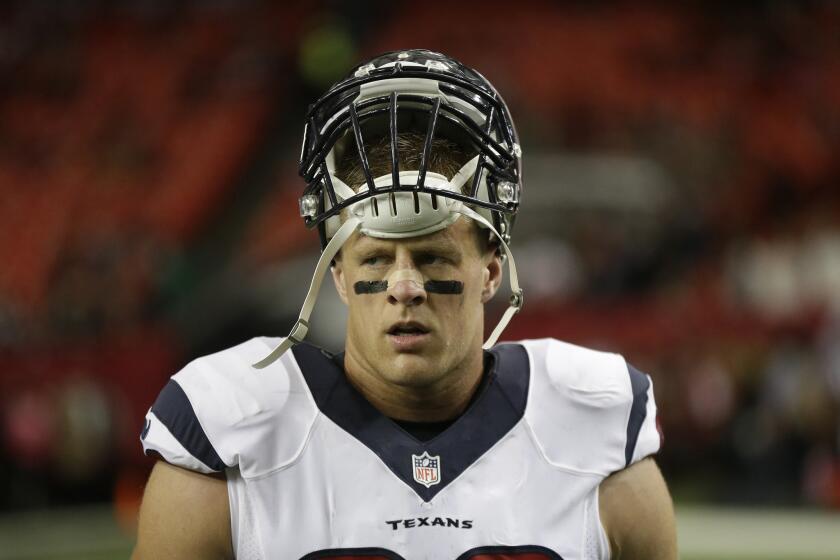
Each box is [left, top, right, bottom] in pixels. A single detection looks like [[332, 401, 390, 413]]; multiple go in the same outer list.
[[1, 0, 839, 558]]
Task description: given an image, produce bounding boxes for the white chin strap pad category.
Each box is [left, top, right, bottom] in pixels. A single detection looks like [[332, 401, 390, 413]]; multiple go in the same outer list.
[[324, 155, 485, 240], [252, 161, 522, 369], [353, 171, 463, 239]]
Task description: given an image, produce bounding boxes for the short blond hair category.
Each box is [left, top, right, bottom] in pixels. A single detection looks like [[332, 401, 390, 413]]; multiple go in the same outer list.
[[335, 131, 473, 191]]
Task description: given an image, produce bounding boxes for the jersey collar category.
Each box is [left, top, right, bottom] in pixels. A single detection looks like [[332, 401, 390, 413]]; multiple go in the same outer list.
[[291, 342, 530, 502]]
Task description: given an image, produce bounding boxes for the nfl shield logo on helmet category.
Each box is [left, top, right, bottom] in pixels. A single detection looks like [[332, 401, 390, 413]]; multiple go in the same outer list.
[[412, 451, 441, 488]]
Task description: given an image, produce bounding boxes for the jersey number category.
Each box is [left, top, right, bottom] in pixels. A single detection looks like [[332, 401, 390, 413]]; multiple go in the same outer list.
[[300, 546, 563, 559]]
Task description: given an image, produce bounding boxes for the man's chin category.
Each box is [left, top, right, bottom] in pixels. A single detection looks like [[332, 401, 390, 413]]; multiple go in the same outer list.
[[382, 351, 445, 387]]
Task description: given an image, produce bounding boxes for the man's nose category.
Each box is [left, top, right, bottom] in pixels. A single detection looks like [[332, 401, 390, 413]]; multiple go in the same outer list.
[[386, 269, 427, 307]]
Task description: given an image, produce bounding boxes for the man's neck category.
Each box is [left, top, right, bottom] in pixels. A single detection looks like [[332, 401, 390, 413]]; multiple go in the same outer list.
[[342, 348, 486, 423]]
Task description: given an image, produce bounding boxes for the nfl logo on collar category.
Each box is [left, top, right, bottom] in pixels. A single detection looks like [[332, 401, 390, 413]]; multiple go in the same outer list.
[[412, 451, 441, 488]]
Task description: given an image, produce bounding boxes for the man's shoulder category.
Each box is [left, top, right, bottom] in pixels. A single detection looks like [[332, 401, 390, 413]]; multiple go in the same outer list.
[[171, 337, 295, 403], [517, 337, 630, 396], [171, 337, 315, 433], [141, 337, 320, 478], [513, 338, 660, 477], [175, 336, 283, 380]]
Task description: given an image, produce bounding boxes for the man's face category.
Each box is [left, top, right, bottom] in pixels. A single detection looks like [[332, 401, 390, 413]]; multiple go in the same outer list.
[[331, 218, 501, 389]]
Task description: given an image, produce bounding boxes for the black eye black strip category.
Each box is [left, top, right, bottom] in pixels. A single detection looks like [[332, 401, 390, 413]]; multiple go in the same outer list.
[[424, 280, 464, 294], [354, 280, 388, 294], [353, 280, 464, 295]]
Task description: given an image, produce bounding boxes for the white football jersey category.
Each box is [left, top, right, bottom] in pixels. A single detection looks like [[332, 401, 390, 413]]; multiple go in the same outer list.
[[141, 337, 660, 560]]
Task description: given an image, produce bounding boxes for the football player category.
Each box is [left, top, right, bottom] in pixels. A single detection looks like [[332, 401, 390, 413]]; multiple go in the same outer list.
[[132, 50, 677, 559]]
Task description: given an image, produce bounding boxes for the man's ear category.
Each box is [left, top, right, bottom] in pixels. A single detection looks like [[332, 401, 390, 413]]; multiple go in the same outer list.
[[330, 258, 349, 305], [481, 249, 503, 303]]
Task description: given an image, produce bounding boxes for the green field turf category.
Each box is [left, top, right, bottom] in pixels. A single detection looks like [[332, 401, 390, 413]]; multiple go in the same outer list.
[[0, 504, 838, 559]]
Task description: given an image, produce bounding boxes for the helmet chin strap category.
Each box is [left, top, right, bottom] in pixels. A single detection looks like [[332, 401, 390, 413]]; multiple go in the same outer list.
[[252, 216, 361, 369], [252, 202, 523, 370], [456, 205, 523, 350]]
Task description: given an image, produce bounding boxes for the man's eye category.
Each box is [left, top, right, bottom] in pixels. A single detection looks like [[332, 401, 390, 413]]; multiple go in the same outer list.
[[417, 254, 449, 266], [362, 256, 386, 266]]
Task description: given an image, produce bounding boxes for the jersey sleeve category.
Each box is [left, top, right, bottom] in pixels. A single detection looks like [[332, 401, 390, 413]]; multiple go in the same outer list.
[[625, 363, 662, 466], [522, 338, 662, 476], [139, 337, 319, 477], [141, 378, 228, 473]]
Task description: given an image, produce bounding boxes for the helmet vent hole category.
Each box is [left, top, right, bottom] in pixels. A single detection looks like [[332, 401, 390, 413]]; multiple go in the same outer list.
[[389, 193, 398, 216], [413, 192, 420, 214], [371, 197, 379, 216]]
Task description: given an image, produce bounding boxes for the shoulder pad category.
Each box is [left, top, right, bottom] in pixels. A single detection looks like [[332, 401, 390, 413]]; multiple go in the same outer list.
[[521, 338, 660, 476], [140, 337, 318, 478]]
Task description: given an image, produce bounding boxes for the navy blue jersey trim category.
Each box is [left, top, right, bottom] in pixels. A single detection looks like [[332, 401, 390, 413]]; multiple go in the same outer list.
[[140, 417, 151, 441], [149, 379, 227, 472], [625, 364, 651, 467], [292, 342, 530, 502]]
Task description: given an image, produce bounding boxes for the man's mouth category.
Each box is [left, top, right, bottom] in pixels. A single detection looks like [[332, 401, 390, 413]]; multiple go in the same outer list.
[[387, 322, 430, 336]]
